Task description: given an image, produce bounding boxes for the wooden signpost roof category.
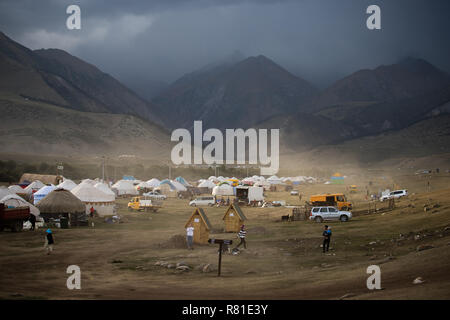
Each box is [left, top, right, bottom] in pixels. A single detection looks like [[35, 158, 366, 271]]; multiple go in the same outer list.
[[223, 203, 247, 221], [185, 207, 212, 230]]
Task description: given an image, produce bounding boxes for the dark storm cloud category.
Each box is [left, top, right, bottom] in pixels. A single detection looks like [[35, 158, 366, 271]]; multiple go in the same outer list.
[[1, 0, 449, 92]]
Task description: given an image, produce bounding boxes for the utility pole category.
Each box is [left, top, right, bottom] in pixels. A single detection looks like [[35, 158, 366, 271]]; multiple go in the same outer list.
[[101, 156, 105, 182], [168, 161, 172, 180]]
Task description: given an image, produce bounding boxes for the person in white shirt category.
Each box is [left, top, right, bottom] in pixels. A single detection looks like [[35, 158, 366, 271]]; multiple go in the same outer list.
[[186, 223, 194, 250]]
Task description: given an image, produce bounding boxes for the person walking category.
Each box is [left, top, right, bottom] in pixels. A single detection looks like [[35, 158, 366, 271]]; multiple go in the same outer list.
[[235, 224, 247, 249], [322, 225, 331, 253], [186, 223, 194, 250], [44, 229, 54, 255], [29, 214, 36, 231]]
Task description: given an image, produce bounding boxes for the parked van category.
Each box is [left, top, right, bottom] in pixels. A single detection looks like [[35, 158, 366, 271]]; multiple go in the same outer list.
[[189, 196, 215, 207], [380, 189, 408, 202]]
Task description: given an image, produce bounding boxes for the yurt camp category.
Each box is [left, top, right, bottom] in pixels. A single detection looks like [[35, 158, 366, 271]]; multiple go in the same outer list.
[[71, 183, 115, 216], [184, 207, 212, 244], [36, 189, 87, 226]]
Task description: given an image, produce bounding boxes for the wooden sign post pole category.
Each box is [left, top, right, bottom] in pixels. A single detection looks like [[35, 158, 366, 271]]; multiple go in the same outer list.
[[218, 242, 223, 277], [208, 238, 232, 277]]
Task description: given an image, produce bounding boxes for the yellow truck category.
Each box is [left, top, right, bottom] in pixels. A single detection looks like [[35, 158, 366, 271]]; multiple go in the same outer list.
[[128, 196, 162, 212], [309, 193, 352, 211]]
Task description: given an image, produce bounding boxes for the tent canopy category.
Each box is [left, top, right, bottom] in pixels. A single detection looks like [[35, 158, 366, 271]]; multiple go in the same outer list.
[[72, 183, 115, 202], [1, 194, 40, 217]]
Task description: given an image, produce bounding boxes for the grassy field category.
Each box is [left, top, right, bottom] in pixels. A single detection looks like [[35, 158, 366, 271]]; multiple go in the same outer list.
[[0, 172, 449, 300]]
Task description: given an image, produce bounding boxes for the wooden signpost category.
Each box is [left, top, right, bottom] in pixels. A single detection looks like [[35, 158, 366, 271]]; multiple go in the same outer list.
[[208, 238, 233, 276]]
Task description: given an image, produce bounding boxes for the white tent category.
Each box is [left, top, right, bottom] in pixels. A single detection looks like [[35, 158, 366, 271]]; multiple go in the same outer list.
[[170, 180, 187, 191], [198, 179, 216, 189], [0, 194, 40, 217], [57, 179, 77, 191], [111, 180, 138, 196], [254, 180, 271, 191], [267, 175, 282, 185], [72, 183, 115, 202], [147, 178, 161, 188], [8, 185, 25, 194], [24, 180, 45, 193], [71, 183, 115, 216], [33, 185, 56, 205], [81, 179, 96, 185], [94, 183, 116, 198], [0, 187, 14, 199], [212, 184, 234, 196]]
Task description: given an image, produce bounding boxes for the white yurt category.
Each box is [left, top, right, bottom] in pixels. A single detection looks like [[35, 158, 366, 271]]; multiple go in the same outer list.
[[81, 179, 96, 186], [0, 187, 14, 199], [254, 180, 271, 191], [212, 184, 234, 196], [198, 179, 216, 189], [0, 194, 40, 217], [267, 175, 282, 185], [71, 183, 115, 216], [170, 180, 187, 192], [111, 180, 138, 196], [24, 180, 46, 194], [33, 185, 56, 205], [8, 185, 25, 194], [147, 178, 161, 188], [94, 182, 116, 198], [57, 179, 77, 191]]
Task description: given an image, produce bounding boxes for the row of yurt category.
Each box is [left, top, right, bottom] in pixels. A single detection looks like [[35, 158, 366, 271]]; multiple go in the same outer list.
[[71, 182, 115, 216]]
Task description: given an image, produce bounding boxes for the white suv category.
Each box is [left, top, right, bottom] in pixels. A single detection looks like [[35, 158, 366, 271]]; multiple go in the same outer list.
[[310, 206, 352, 222], [189, 196, 215, 207], [380, 189, 408, 202]]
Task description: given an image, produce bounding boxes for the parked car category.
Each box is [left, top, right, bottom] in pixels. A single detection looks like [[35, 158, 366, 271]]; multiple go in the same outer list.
[[309, 206, 352, 223], [189, 196, 215, 207], [290, 190, 299, 196], [143, 191, 167, 200], [380, 189, 408, 202]]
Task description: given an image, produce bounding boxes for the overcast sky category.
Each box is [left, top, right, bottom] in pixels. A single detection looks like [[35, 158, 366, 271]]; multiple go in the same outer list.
[[1, 0, 450, 97]]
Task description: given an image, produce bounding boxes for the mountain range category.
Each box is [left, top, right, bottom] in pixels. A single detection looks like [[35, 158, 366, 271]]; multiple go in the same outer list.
[[1, 30, 449, 165]]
